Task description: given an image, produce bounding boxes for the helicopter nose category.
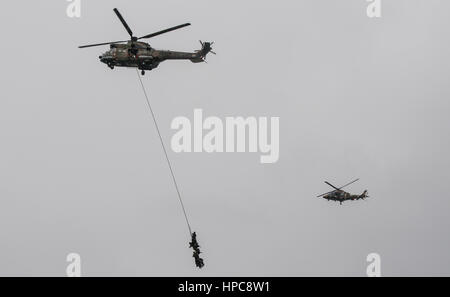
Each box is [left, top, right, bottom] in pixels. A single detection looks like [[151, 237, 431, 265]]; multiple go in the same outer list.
[[99, 55, 109, 64]]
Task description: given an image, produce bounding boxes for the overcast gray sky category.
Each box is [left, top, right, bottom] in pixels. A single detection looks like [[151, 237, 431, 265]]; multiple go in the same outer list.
[[0, 0, 449, 276]]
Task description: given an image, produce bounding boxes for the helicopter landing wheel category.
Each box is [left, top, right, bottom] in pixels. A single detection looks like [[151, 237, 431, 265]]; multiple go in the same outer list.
[[141, 70, 145, 75]]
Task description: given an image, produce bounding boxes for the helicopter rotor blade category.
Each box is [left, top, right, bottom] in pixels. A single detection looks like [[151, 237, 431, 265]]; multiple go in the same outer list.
[[324, 181, 340, 191], [78, 40, 128, 49], [324, 178, 359, 191], [113, 8, 134, 38], [317, 178, 360, 197], [317, 190, 336, 198], [138, 23, 191, 40], [337, 178, 360, 190]]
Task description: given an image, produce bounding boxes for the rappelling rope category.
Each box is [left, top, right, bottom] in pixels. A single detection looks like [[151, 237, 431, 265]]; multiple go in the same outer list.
[[136, 69, 193, 237]]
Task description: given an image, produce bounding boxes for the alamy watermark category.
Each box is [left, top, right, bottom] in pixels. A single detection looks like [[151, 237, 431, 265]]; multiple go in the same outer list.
[[366, 253, 381, 277], [66, 0, 81, 18], [66, 253, 81, 277], [367, 0, 382, 18], [170, 109, 280, 164]]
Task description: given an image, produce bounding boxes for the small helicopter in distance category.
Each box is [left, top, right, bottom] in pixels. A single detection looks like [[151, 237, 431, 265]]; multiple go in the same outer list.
[[78, 8, 215, 75], [317, 178, 368, 205]]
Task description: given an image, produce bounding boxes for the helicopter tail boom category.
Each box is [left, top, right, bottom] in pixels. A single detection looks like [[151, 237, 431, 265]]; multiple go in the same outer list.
[[149, 41, 215, 63]]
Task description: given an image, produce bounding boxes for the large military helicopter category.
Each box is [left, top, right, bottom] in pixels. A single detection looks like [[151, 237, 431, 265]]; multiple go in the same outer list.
[[317, 179, 368, 205], [78, 8, 215, 75]]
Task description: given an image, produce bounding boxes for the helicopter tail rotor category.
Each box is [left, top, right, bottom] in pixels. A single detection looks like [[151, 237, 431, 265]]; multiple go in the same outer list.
[[191, 40, 215, 63]]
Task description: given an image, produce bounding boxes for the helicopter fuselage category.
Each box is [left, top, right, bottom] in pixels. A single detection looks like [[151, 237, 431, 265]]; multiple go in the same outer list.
[[323, 190, 350, 201], [323, 190, 368, 204], [99, 41, 204, 72]]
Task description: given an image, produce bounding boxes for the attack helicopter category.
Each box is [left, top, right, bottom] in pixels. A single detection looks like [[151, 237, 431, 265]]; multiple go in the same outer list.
[[317, 179, 368, 205], [78, 8, 215, 75]]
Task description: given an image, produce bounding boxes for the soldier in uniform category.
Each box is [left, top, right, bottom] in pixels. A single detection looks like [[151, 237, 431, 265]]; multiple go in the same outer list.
[[189, 232, 204, 268]]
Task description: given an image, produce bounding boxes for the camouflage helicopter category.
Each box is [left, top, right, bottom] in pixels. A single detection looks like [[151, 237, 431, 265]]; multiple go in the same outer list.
[[78, 8, 215, 75], [317, 179, 368, 205]]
